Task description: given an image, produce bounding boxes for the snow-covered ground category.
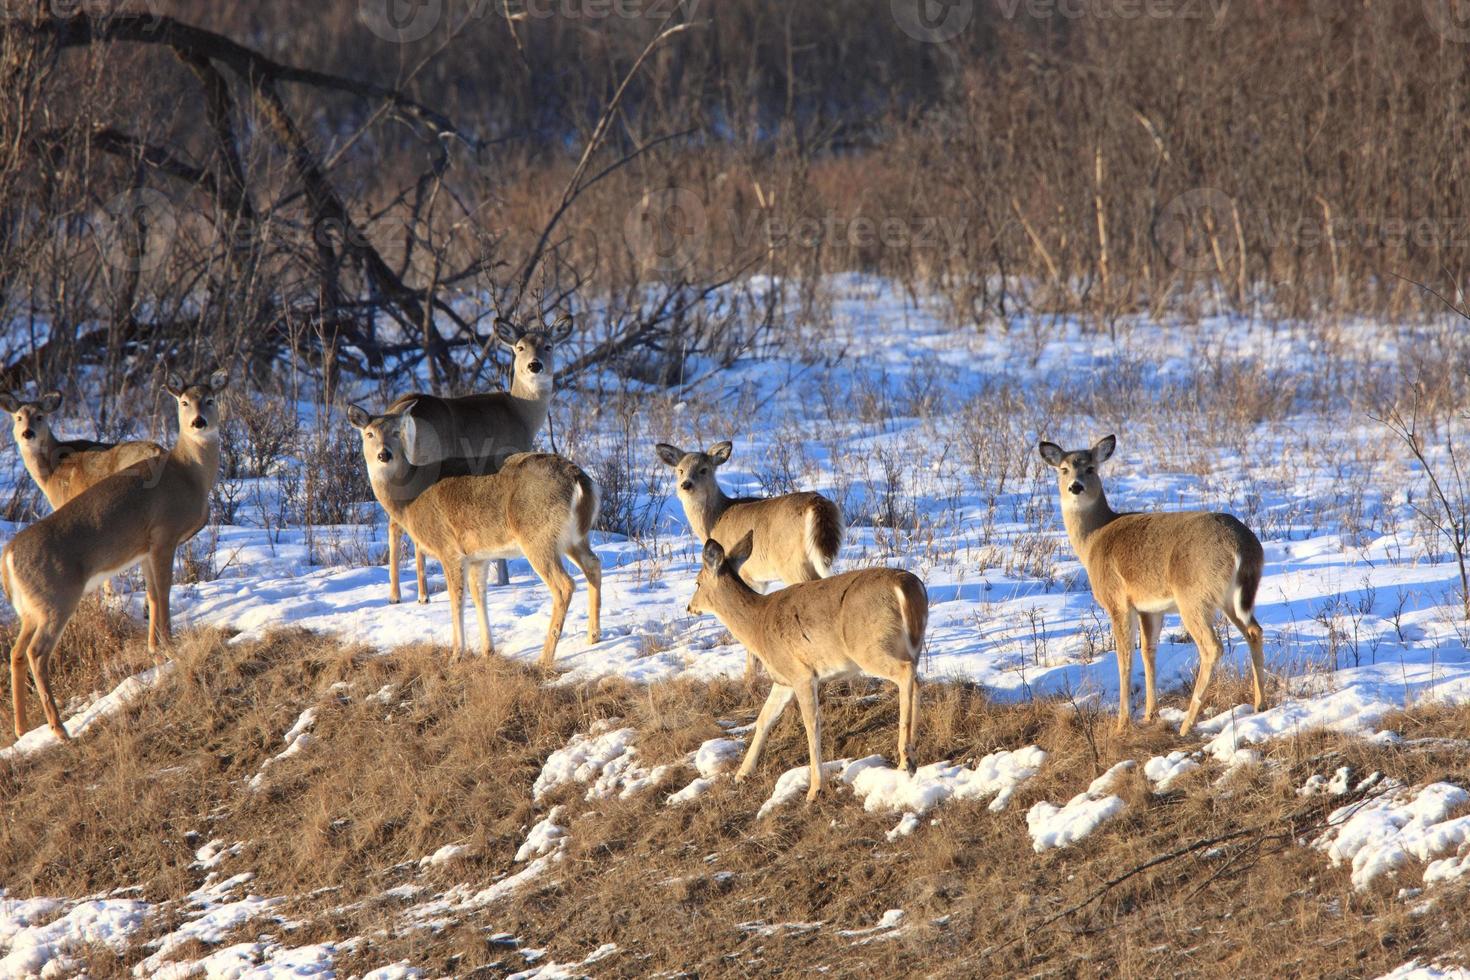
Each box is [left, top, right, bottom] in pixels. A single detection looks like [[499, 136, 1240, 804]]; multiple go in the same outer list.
[[5, 276, 1470, 974]]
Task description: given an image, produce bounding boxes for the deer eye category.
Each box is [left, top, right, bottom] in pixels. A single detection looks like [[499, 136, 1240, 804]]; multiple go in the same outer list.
[[699, 467, 709, 476]]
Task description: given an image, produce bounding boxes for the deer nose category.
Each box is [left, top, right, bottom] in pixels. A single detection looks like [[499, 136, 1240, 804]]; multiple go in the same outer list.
[[377, 449, 393, 463], [190, 416, 208, 429], [20, 429, 33, 440], [1068, 481, 1084, 495], [680, 480, 693, 492], [527, 361, 544, 374]]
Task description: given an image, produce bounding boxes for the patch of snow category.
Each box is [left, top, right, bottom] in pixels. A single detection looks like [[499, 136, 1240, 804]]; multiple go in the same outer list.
[[1026, 761, 1135, 852], [848, 746, 1048, 819], [247, 707, 319, 791], [693, 738, 744, 778], [532, 724, 669, 801], [1315, 782, 1470, 890], [1376, 961, 1470, 980], [1143, 751, 1201, 791], [0, 663, 174, 762], [0, 898, 149, 978], [418, 843, 470, 868], [515, 808, 568, 862]]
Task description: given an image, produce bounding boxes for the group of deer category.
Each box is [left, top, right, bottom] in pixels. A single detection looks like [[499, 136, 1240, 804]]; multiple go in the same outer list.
[[0, 320, 1269, 810]]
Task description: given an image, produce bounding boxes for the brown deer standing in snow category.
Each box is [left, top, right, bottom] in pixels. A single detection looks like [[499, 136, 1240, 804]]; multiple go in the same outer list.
[[1037, 435, 1268, 735], [687, 531, 927, 802], [655, 440, 843, 685], [1, 391, 164, 510], [381, 314, 573, 604], [349, 404, 600, 667], [3, 372, 227, 741]]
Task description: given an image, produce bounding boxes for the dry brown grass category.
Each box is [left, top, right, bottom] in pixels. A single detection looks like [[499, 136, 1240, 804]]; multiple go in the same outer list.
[[4, 622, 1470, 978]]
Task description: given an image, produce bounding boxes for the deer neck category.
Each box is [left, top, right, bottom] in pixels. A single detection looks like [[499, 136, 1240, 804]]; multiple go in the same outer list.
[[1061, 488, 1119, 562], [16, 432, 59, 485], [708, 577, 767, 650], [170, 430, 221, 492], [507, 372, 553, 435], [685, 486, 733, 541]]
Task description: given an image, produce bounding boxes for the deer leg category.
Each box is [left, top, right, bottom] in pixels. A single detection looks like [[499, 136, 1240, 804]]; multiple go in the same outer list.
[[527, 552, 574, 670], [494, 558, 509, 587], [1109, 607, 1139, 733], [1139, 611, 1164, 723], [387, 519, 402, 604], [416, 546, 429, 605], [1179, 606, 1225, 736], [26, 624, 66, 739], [736, 684, 794, 782], [1227, 610, 1269, 712], [468, 560, 493, 657], [896, 661, 920, 775], [794, 677, 825, 802], [567, 543, 602, 645], [10, 620, 36, 739], [146, 546, 175, 656], [442, 556, 466, 660]]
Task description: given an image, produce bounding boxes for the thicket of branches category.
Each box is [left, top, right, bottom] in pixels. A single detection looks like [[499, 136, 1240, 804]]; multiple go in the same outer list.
[[1, 0, 1467, 407]]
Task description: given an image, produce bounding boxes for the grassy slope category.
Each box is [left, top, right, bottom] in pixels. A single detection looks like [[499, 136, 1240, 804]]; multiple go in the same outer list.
[[3, 619, 1470, 978]]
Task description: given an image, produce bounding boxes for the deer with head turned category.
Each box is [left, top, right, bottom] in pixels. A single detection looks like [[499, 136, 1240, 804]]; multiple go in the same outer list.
[[380, 314, 573, 605], [687, 531, 927, 802], [0, 390, 164, 510], [1037, 434, 1268, 735], [655, 440, 843, 685], [3, 371, 228, 742], [349, 404, 600, 667]]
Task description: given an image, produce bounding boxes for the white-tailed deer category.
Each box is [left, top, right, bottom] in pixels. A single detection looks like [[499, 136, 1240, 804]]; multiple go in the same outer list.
[[349, 404, 600, 667], [1037, 435, 1267, 735], [655, 440, 843, 684], [687, 531, 927, 802], [1, 391, 164, 510], [3, 371, 227, 741], [381, 314, 573, 604]]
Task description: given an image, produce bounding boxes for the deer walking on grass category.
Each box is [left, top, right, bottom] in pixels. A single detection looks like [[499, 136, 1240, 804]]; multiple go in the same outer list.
[[3, 372, 227, 741], [1037, 435, 1268, 735], [687, 531, 927, 802], [1, 391, 164, 511], [381, 314, 572, 604], [349, 404, 600, 667], [655, 440, 842, 685]]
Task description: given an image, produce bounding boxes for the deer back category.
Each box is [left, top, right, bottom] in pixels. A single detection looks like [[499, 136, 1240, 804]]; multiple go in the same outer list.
[[709, 493, 825, 583]]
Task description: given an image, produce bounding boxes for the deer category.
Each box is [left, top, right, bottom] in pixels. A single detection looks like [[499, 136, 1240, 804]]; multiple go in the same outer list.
[[0, 390, 164, 511], [379, 314, 573, 605], [3, 371, 227, 742], [348, 404, 600, 668], [1036, 435, 1268, 736], [687, 531, 927, 803], [654, 440, 843, 685]]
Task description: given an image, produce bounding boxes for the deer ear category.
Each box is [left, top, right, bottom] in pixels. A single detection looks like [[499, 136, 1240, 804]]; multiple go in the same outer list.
[[701, 538, 725, 568], [1091, 435, 1116, 464], [654, 442, 683, 467], [726, 530, 755, 569], [37, 391, 62, 413], [550, 313, 574, 343], [207, 369, 230, 392], [0, 394, 19, 413], [707, 441, 733, 465], [399, 414, 419, 461], [346, 404, 373, 430], [163, 373, 184, 399], [1037, 441, 1065, 467], [495, 318, 521, 350]]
